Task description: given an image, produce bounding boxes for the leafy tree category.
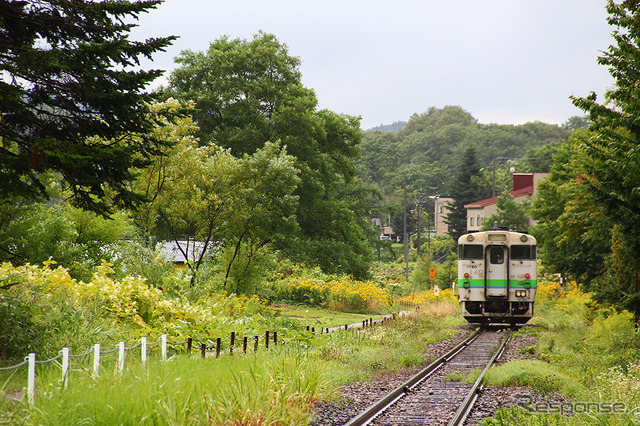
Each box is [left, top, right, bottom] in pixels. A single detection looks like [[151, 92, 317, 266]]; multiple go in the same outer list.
[[570, 0, 640, 314], [219, 141, 301, 292], [563, 115, 591, 131], [0, 0, 177, 214], [357, 131, 400, 187], [531, 136, 610, 288], [481, 193, 531, 232], [165, 31, 309, 154], [0, 200, 134, 280], [401, 106, 477, 134], [133, 109, 300, 287], [133, 100, 301, 288], [136, 139, 238, 286], [164, 33, 372, 278]]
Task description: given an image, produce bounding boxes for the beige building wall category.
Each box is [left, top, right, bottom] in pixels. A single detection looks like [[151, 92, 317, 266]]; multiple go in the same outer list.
[[466, 204, 499, 232], [433, 196, 453, 235], [464, 172, 549, 232]]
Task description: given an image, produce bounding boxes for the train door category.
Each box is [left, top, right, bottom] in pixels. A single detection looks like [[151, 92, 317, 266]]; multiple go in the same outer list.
[[486, 245, 508, 297]]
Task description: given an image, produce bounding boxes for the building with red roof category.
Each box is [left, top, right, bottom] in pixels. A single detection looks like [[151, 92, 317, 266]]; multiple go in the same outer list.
[[464, 173, 548, 231]]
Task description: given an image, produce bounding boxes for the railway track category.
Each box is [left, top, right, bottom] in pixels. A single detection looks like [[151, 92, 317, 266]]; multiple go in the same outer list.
[[344, 327, 512, 426]]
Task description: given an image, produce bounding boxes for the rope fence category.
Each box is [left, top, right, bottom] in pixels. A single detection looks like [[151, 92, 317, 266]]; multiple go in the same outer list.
[[1, 312, 404, 406]]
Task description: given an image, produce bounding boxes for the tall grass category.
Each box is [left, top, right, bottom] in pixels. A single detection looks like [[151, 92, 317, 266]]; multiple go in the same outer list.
[[1, 348, 330, 425], [318, 307, 466, 385], [482, 281, 640, 426], [0, 303, 466, 425]]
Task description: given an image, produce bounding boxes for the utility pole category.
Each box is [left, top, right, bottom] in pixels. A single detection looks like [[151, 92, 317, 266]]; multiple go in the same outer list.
[[492, 158, 496, 197], [403, 175, 409, 282], [414, 189, 426, 257]]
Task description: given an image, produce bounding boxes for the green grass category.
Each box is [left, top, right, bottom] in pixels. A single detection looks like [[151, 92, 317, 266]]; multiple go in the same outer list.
[[0, 302, 467, 425], [317, 304, 466, 385], [1, 347, 331, 425], [485, 359, 584, 396], [480, 284, 640, 426], [271, 304, 390, 328]]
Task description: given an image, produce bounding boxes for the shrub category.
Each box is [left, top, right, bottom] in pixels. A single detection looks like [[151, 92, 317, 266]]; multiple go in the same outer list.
[[272, 269, 391, 314], [0, 261, 278, 360]]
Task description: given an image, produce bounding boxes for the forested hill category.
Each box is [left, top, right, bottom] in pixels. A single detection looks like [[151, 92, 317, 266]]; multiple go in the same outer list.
[[358, 105, 572, 192], [366, 121, 407, 133]]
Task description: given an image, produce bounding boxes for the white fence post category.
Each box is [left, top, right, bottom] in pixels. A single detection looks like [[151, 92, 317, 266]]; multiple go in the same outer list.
[[141, 336, 147, 365], [161, 335, 167, 361], [61, 347, 69, 388], [26, 353, 35, 406], [118, 342, 125, 374], [92, 343, 100, 378]]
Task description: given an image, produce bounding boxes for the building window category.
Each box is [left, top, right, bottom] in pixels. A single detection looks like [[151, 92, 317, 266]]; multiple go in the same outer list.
[[477, 216, 482, 226], [470, 217, 474, 227]]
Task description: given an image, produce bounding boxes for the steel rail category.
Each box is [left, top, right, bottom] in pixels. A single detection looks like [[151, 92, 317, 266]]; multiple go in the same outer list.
[[344, 328, 482, 426], [447, 328, 512, 426]]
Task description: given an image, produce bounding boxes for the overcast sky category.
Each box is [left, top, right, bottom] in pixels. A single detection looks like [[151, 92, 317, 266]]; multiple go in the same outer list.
[[130, 0, 615, 130]]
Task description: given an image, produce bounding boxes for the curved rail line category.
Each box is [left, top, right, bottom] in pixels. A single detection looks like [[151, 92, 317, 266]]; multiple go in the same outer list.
[[344, 327, 511, 426]]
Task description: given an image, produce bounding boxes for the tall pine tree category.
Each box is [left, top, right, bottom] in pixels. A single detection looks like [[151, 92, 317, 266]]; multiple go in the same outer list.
[[0, 1, 176, 214], [445, 146, 488, 239]]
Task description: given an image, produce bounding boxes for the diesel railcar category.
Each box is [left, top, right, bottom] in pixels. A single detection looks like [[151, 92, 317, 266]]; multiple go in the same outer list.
[[457, 225, 537, 324]]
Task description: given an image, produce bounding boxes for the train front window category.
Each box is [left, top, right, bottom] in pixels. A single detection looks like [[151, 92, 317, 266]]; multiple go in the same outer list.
[[489, 246, 505, 264], [458, 244, 483, 259], [511, 245, 537, 260]]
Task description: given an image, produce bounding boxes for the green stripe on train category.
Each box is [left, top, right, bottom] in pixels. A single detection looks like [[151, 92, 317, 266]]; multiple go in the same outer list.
[[458, 279, 537, 289]]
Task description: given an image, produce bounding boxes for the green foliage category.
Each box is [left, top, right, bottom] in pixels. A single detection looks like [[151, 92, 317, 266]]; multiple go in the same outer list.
[[531, 136, 611, 288], [166, 31, 307, 153], [0, 265, 118, 360], [213, 243, 278, 297], [434, 252, 457, 290], [0, 0, 177, 214], [359, 106, 569, 248], [481, 192, 531, 232], [410, 254, 433, 290], [2, 350, 329, 425], [131, 101, 301, 287], [485, 360, 583, 396], [359, 105, 569, 195], [0, 261, 289, 361], [319, 310, 465, 385], [164, 32, 373, 279], [0, 200, 135, 280], [535, 281, 639, 384], [109, 239, 183, 291], [483, 407, 571, 426], [446, 146, 489, 238], [569, 0, 640, 316]]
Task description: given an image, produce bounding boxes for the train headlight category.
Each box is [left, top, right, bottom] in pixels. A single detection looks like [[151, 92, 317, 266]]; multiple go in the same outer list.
[[466, 235, 474, 242], [520, 235, 528, 242], [515, 290, 527, 298], [462, 272, 471, 289], [522, 273, 532, 289]]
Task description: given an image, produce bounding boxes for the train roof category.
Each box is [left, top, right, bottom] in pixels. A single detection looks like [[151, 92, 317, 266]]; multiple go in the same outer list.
[[458, 228, 536, 244]]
